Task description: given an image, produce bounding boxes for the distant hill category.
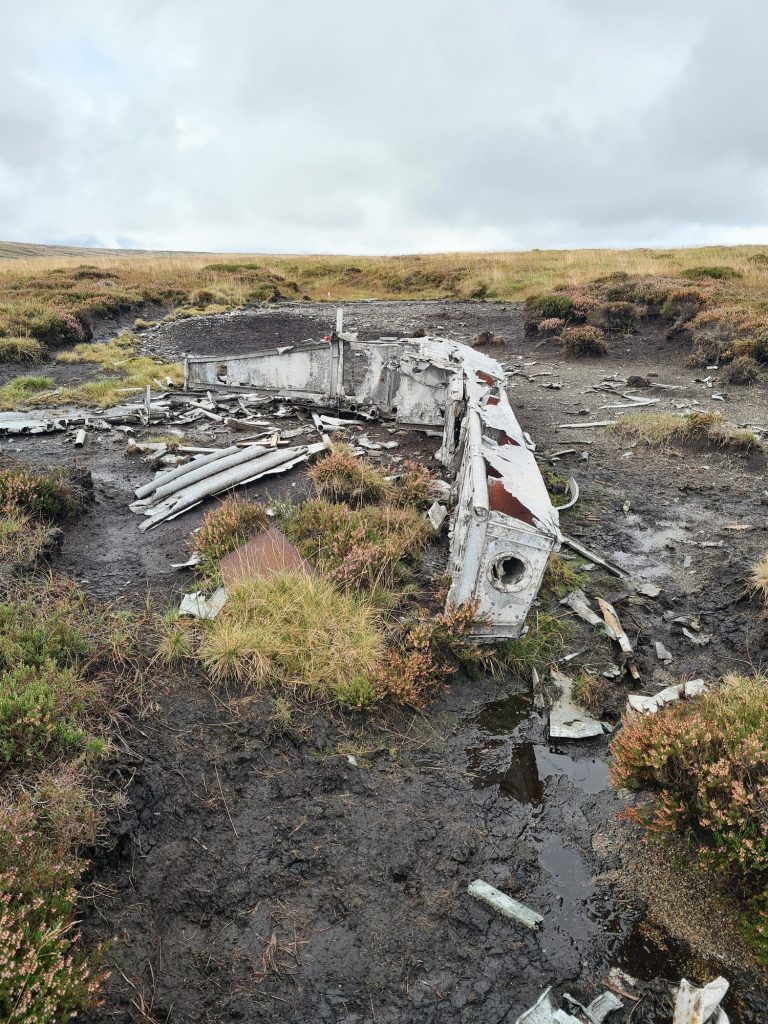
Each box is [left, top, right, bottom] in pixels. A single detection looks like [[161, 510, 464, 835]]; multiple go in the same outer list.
[[0, 240, 207, 260]]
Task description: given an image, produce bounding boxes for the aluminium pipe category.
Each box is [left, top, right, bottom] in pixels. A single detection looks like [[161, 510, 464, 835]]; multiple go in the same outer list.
[[134, 446, 238, 500], [149, 444, 269, 504], [139, 446, 310, 531]]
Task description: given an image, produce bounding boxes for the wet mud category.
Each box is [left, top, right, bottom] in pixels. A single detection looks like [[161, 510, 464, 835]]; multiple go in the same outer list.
[[2, 300, 768, 1021]]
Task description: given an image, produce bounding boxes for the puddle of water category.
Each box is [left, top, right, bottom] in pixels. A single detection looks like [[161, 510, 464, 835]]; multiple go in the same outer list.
[[538, 835, 595, 943], [474, 691, 531, 734], [467, 741, 545, 805], [535, 747, 610, 795], [467, 741, 610, 805]]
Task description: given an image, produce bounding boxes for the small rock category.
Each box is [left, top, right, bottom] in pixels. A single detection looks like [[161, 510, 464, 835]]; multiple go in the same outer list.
[[655, 641, 673, 663]]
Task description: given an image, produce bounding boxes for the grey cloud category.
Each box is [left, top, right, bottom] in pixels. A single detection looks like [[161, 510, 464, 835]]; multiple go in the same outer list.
[[0, 0, 764, 251]]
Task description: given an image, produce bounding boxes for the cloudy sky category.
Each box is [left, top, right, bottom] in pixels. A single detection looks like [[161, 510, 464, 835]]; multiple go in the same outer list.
[[0, 1, 764, 253]]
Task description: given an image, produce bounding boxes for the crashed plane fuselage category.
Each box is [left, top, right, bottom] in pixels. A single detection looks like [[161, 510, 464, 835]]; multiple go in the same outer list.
[[184, 335, 561, 639]]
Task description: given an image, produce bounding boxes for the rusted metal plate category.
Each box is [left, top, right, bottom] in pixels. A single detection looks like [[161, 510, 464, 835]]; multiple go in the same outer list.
[[219, 527, 315, 585]]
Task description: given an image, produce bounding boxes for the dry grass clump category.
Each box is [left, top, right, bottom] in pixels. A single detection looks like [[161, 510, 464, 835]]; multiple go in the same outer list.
[[198, 572, 384, 708], [560, 325, 608, 356], [614, 411, 760, 452], [572, 672, 612, 715], [723, 355, 760, 385], [610, 674, 768, 931], [309, 445, 391, 506], [0, 335, 45, 363], [54, 332, 183, 408], [0, 334, 182, 411], [0, 506, 51, 567], [282, 499, 431, 592], [750, 555, 768, 603]]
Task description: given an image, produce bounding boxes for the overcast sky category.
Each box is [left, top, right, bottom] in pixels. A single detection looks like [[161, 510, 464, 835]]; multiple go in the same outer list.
[[1, 1, 764, 254]]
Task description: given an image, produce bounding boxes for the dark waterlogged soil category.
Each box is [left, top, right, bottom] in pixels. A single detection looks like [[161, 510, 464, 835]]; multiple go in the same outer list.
[[2, 300, 768, 1022]]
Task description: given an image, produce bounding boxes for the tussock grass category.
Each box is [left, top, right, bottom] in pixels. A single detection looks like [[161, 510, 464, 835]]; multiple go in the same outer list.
[[751, 554, 768, 603], [0, 506, 50, 566], [614, 411, 760, 452], [496, 612, 571, 682], [0, 333, 183, 410], [0, 374, 56, 410], [282, 498, 431, 592], [572, 671, 611, 715], [309, 445, 392, 506], [0, 335, 45, 363], [199, 572, 384, 707]]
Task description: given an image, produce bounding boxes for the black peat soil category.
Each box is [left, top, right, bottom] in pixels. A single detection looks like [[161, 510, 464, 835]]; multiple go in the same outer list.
[[2, 301, 768, 1023]]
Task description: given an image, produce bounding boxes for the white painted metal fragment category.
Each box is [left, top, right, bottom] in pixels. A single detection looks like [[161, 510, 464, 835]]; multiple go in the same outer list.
[[672, 976, 729, 1024], [467, 879, 543, 930], [179, 587, 228, 620], [549, 669, 609, 740]]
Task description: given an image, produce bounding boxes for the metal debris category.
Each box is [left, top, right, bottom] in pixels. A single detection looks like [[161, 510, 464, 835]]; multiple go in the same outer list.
[[186, 334, 562, 640], [131, 442, 327, 530], [672, 976, 729, 1024], [654, 641, 673, 663], [467, 879, 543, 930], [561, 535, 626, 578], [549, 669, 610, 740], [515, 987, 623, 1024], [558, 477, 579, 511], [179, 587, 228, 620], [561, 589, 603, 628], [627, 679, 707, 715], [0, 411, 89, 435], [218, 527, 315, 585], [426, 501, 448, 532]]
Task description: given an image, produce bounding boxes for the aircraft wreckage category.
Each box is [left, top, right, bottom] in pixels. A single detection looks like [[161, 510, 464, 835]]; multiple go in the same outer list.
[[183, 328, 562, 640]]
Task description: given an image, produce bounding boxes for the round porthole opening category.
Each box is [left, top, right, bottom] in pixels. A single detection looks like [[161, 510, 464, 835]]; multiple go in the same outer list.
[[490, 555, 527, 590]]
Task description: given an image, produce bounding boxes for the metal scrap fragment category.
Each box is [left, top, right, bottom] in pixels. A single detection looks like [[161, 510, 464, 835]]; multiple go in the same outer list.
[[467, 879, 542, 930]]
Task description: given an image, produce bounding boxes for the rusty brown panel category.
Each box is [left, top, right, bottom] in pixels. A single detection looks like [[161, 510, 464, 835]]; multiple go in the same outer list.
[[487, 479, 536, 525], [475, 370, 501, 386], [497, 431, 519, 446], [219, 527, 316, 586]]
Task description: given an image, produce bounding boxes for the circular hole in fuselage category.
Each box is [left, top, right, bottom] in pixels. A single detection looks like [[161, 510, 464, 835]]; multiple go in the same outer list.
[[491, 555, 527, 589]]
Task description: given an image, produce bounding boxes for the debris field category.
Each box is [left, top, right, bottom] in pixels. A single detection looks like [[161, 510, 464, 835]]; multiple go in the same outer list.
[[1, 299, 767, 1023]]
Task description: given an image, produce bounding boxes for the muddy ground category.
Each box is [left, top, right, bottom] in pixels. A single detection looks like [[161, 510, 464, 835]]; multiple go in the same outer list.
[[2, 300, 768, 1022]]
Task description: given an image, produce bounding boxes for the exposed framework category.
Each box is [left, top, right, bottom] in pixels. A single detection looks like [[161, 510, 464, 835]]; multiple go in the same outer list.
[[185, 335, 561, 639]]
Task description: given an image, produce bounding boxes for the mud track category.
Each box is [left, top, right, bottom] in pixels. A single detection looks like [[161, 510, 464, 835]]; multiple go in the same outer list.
[[3, 300, 768, 1022]]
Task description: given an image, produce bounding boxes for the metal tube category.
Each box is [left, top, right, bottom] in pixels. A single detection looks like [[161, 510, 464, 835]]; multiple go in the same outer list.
[[134, 446, 238, 500], [150, 445, 269, 503], [139, 446, 311, 531]]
